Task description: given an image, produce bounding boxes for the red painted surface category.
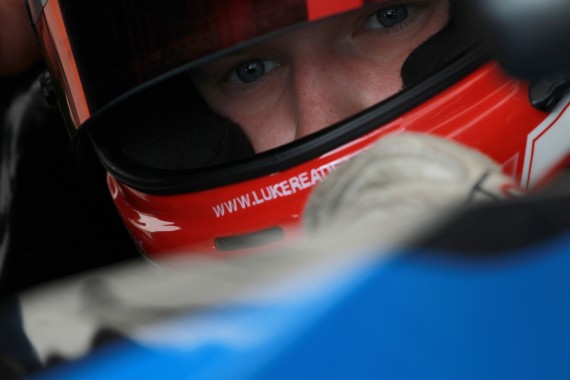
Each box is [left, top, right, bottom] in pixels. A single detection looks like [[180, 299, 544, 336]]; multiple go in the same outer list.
[[307, 0, 364, 20], [110, 63, 564, 258]]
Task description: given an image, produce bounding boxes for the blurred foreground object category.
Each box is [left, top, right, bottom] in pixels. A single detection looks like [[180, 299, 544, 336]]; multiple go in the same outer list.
[[10, 203, 570, 380], [460, 0, 570, 79], [10, 161, 570, 379], [304, 133, 520, 246]]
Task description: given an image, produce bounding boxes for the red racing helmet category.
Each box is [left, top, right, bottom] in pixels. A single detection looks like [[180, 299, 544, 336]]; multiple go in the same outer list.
[[27, 0, 570, 257]]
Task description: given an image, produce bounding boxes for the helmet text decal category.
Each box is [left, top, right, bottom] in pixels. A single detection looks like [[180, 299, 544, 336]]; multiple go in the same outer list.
[[212, 160, 347, 218]]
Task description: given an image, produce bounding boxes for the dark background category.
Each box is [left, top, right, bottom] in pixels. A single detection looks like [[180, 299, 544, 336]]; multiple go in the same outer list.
[[0, 65, 139, 298]]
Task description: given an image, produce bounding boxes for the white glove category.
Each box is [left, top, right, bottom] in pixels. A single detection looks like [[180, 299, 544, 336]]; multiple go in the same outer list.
[[304, 133, 521, 248]]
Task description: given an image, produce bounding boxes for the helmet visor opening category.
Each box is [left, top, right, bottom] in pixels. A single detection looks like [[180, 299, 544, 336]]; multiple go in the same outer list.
[[82, 0, 483, 193]]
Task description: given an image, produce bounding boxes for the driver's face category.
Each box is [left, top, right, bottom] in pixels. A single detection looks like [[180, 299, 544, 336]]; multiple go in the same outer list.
[[192, 0, 450, 153]]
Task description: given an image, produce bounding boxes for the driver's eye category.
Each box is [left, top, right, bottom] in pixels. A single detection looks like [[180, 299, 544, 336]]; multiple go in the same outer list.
[[366, 4, 411, 29], [228, 59, 280, 84]]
